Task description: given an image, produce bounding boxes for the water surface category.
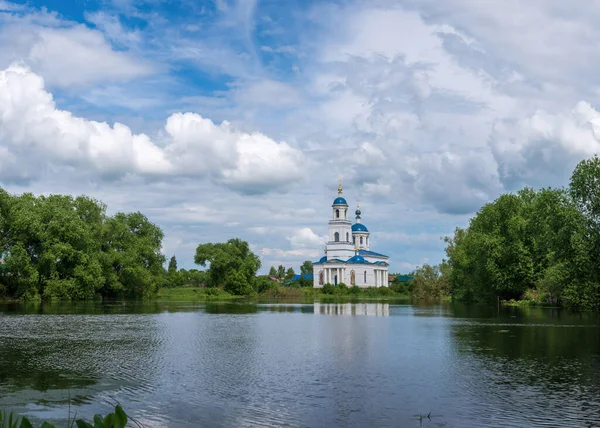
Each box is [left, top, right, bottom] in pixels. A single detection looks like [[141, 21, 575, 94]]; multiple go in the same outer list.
[[0, 301, 598, 427]]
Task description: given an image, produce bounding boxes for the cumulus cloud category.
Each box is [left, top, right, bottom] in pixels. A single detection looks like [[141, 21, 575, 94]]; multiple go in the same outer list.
[[490, 101, 600, 190], [0, 65, 305, 193], [287, 228, 326, 249], [0, 11, 153, 88], [292, 5, 516, 214]]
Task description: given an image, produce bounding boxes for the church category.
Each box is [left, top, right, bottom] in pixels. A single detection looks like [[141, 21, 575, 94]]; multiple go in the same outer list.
[[312, 184, 389, 288]]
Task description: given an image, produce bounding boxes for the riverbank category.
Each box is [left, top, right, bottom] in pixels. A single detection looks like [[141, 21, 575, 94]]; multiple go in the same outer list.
[[501, 298, 560, 308], [156, 286, 412, 302]]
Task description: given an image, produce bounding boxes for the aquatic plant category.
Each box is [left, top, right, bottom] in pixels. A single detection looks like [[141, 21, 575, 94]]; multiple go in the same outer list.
[[0, 405, 130, 428]]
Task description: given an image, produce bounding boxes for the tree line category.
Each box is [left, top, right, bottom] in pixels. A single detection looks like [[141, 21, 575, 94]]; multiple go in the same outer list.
[[444, 156, 600, 310], [0, 190, 166, 300]]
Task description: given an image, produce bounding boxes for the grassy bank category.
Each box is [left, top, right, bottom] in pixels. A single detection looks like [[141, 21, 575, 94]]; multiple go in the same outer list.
[[156, 286, 242, 301], [156, 286, 412, 302]]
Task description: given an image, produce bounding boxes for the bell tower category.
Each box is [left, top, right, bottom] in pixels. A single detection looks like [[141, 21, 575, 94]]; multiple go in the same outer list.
[[326, 180, 354, 259]]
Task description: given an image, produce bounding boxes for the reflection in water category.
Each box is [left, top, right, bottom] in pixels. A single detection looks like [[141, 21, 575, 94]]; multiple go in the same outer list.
[[448, 307, 600, 427], [314, 302, 389, 316], [0, 302, 599, 428]]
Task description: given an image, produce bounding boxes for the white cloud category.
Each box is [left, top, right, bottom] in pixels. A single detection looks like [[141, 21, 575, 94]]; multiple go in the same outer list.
[[6, 0, 600, 274], [287, 228, 326, 249], [0, 11, 153, 88], [0, 1, 22, 11], [490, 101, 600, 190], [0, 65, 306, 193]]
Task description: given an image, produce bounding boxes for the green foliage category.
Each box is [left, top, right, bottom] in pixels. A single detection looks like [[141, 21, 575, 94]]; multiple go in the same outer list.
[[276, 265, 286, 279], [0, 405, 128, 428], [255, 275, 277, 293], [300, 260, 313, 276], [157, 286, 236, 300], [410, 263, 450, 300], [389, 280, 413, 295], [268, 266, 277, 277], [291, 276, 312, 288], [285, 267, 295, 281], [194, 238, 261, 295], [0, 190, 165, 301], [321, 283, 335, 294], [349, 285, 361, 294], [168, 255, 177, 274], [445, 169, 600, 310]]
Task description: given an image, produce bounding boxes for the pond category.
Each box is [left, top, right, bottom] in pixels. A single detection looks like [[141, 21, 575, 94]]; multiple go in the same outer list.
[[0, 300, 598, 427]]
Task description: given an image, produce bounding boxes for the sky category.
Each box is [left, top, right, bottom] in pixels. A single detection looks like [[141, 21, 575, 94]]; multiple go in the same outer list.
[[1, 0, 600, 274]]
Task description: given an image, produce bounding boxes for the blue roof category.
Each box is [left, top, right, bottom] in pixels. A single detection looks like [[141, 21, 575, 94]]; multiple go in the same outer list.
[[359, 249, 389, 258], [347, 255, 369, 264], [313, 255, 327, 264], [333, 197, 348, 205], [292, 274, 314, 281], [352, 223, 369, 232]]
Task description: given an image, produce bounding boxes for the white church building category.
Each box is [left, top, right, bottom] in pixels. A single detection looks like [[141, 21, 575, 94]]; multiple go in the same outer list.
[[313, 184, 389, 288]]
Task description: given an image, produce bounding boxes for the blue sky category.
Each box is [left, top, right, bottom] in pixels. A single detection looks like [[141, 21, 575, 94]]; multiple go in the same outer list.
[[1, 0, 600, 273]]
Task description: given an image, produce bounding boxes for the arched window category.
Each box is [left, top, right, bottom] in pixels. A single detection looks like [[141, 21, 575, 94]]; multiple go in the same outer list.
[[351, 270, 355, 285], [335, 209, 340, 218], [353, 236, 356, 245], [360, 236, 363, 245], [319, 271, 324, 285], [366, 237, 369, 247], [334, 232, 339, 242], [364, 271, 367, 283], [346, 232, 349, 242]]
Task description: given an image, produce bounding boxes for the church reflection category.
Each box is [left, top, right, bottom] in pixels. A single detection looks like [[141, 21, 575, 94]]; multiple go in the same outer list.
[[314, 302, 389, 316]]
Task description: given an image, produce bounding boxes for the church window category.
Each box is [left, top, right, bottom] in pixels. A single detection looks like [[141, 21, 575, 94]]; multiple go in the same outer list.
[[364, 271, 367, 283], [335, 209, 340, 218], [351, 270, 355, 285], [334, 232, 339, 242], [319, 271, 324, 285], [360, 236, 363, 245], [353, 236, 356, 245], [346, 232, 349, 242]]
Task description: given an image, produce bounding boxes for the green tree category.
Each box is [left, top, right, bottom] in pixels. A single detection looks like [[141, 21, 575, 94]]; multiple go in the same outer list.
[[285, 267, 295, 280], [194, 238, 261, 295], [300, 260, 313, 276], [268, 266, 277, 277], [168, 255, 177, 274], [277, 265, 286, 279], [410, 263, 449, 299], [101, 212, 165, 298], [0, 188, 167, 301], [444, 184, 600, 309]]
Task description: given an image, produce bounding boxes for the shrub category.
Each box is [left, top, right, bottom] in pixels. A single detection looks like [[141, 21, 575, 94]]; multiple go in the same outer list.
[[255, 276, 277, 293], [322, 283, 335, 294], [302, 287, 316, 297], [205, 287, 223, 296], [336, 282, 348, 293], [349, 285, 361, 294]]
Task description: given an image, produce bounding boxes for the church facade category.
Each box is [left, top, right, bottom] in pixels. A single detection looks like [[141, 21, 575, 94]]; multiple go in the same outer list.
[[312, 184, 389, 288]]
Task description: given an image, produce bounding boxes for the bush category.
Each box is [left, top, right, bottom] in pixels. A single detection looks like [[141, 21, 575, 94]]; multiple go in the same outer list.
[[322, 283, 335, 294], [205, 287, 223, 296], [336, 282, 348, 293], [390, 281, 412, 294], [302, 287, 316, 297], [255, 275, 277, 293], [349, 285, 361, 294]]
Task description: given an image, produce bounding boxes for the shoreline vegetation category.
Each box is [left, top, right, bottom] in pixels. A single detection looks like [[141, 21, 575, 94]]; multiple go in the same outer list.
[[1, 156, 600, 310], [155, 284, 412, 302]]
